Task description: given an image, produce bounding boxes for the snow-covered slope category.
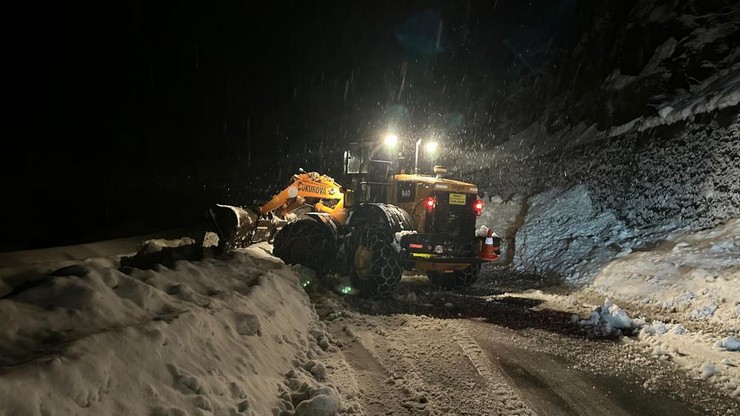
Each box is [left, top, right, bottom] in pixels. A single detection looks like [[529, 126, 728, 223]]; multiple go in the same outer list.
[[456, 0, 740, 243]]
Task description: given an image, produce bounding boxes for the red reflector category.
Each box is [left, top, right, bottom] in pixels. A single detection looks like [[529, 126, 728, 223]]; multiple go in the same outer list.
[[409, 243, 423, 249]]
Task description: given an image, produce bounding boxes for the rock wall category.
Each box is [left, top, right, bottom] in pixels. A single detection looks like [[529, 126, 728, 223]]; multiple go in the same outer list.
[[471, 107, 740, 282], [472, 107, 740, 227]]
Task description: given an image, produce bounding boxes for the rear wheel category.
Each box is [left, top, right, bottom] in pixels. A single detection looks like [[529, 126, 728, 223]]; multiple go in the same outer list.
[[427, 264, 480, 289], [272, 219, 334, 273], [348, 225, 402, 298]]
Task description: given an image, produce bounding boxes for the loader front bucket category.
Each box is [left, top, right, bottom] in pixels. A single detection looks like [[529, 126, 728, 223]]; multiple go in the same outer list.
[[207, 204, 259, 251]]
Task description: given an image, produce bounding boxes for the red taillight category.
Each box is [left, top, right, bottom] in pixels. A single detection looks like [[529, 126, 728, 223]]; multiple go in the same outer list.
[[425, 197, 436, 211], [474, 200, 484, 216]]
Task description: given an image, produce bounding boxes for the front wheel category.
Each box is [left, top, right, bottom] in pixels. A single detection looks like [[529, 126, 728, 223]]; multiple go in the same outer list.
[[348, 225, 402, 298], [272, 219, 334, 273], [427, 264, 480, 289]]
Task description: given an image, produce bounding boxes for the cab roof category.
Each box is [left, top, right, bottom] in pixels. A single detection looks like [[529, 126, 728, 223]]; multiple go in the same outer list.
[[393, 174, 479, 193]]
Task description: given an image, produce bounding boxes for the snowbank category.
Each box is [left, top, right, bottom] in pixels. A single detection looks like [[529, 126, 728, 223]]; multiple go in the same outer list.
[[0, 243, 333, 416]]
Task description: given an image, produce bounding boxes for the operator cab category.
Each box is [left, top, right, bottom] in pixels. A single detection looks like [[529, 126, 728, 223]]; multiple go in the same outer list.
[[343, 142, 394, 205]]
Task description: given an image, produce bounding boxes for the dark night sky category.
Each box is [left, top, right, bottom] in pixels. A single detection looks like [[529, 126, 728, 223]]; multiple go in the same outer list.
[[2, 0, 578, 250]]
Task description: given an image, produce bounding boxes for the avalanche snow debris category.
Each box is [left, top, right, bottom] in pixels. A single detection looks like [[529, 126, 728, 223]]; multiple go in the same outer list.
[[717, 337, 740, 352], [661, 291, 695, 312], [672, 324, 689, 335], [591, 219, 740, 330], [579, 299, 644, 336], [641, 321, 669, 335]]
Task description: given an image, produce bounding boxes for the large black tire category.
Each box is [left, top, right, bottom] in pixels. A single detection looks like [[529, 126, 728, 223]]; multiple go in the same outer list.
[[427, 264, 481, 289], [347, 225, 402, 298], [272, 219, 335, 273]]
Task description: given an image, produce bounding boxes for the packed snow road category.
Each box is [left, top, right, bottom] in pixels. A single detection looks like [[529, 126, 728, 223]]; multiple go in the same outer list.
[[311, 269, 739, 415]]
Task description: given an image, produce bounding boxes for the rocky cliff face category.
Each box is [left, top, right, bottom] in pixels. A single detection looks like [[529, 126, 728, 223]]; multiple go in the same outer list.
[[481, 0, 740, 145], [466, 0, 740, 282]]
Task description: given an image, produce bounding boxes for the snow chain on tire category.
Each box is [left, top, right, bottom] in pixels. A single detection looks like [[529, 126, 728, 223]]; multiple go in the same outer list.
[[348, 225, 402, 298], [427, 263, 480, 289], [272, 219, 335, 274]]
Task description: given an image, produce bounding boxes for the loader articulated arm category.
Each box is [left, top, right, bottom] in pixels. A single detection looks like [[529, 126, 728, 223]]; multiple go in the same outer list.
[[259, 170, 347, 224], [207, 169, 348, 251]]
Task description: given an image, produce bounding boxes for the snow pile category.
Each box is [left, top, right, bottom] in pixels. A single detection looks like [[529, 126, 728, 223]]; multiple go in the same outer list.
[[513, 185, 633, 282], [134, 237, 197, 254], [0, 243, 345, 416], [640, 321, 689, 336], [578, 298, 644, 336], [590, 218, 740, 326]]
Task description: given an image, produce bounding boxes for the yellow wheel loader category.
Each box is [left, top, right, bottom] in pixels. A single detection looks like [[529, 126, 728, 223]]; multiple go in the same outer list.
[[208, 141, 500, 297]]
